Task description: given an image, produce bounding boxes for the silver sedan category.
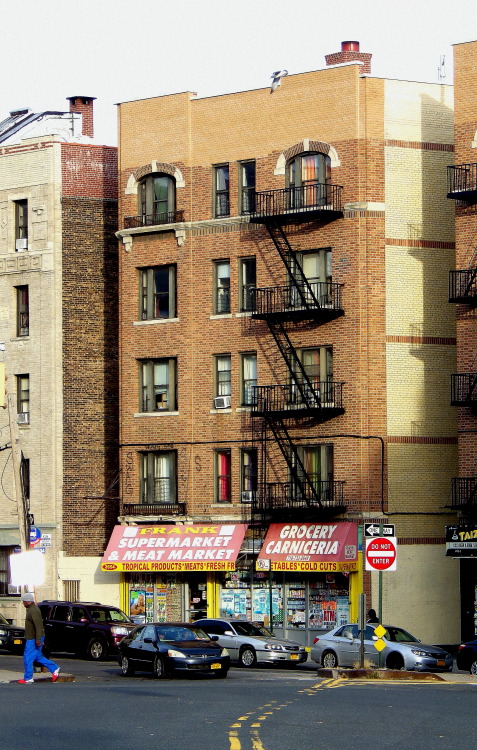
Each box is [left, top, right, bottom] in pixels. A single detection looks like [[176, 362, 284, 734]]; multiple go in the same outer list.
[[194, 618, 308, 667], [311, 623, 453, 672]]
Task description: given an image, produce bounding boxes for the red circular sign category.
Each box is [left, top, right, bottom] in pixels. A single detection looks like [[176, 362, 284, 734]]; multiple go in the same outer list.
[[366, 537, 396, 571]]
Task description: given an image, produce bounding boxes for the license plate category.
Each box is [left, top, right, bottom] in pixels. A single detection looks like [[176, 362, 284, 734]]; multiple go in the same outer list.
[[211, 663, 221, 669], [14, 639, 22, 645], [436, 660, 445, 667], [289, 654, 299, 660]]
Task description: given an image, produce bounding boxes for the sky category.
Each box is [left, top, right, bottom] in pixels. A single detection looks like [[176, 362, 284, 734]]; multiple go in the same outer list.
[[1, 0, 477, 145]]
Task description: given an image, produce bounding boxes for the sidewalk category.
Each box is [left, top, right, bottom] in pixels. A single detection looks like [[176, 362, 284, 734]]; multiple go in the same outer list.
[[316, 667, 477, 683], [0, 669, 74, 684]]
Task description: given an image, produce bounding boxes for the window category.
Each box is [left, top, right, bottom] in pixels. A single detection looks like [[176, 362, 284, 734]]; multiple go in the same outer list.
[[213, 165, 230, 217], [298, 444, 334, 500], [239, 257, 256, 312], [287, 152, 331, 207], [292, 347, 333, 403], [141, 451, 177, 504], [0, 547, 20, 596], [290, 249, 332, 306], [215, 355, 231, 397], [20, 457, 30, 502], [16, 286, 29, 336], [138, 174, 176, 224], [140, 265, 176, 320], [16, 374, 29, 423], [240, 353, 257, 406], [15, 199, 28, 249], [140, 358, 176, 412], [216, 450, 231, 503], [214, 261, 230, 314], [239, 160, 256, 214], [240, 449, 257, 502]]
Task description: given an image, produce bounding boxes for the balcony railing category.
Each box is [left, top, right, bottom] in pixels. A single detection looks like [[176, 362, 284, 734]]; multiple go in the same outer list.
[[252, 382, 344, 419], [124, 210, 184, 229], [121, 502, 187, 517], [447, 163, 477, 202], [449, 269, 477, 304], [252, 481, 345, 516], [248, 183, 343, 222], [252, 282, 344, 322], [450, 373, 477, 406], [449, 478, 477, 513]]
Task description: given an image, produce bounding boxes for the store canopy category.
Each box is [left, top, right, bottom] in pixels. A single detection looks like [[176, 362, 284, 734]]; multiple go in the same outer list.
[[257, 522, 358, 572], [101, 524, 249, 572]]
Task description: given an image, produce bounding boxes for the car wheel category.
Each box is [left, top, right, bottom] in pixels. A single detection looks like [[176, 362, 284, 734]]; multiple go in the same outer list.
[[214, 668, 228, 679], [86, 637, 107, 661], [470, 660, 477, 675], [386, 652, 405, 670], [322, 651, 338, 668], [239, 646, 257, 668], [121, 655, 134, 676], [154, 655, 167, 679]]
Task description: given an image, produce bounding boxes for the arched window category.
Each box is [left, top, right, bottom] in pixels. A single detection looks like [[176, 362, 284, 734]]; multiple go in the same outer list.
[[287, 152, 331, 208], [138, 174, 176, 225]]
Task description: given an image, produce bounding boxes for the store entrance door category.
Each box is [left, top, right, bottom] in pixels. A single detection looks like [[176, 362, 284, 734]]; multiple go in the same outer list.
[[186, 573, 208, 622]]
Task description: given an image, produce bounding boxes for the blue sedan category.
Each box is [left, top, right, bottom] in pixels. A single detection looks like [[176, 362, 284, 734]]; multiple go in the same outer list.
[[118, 622, 230, 678]]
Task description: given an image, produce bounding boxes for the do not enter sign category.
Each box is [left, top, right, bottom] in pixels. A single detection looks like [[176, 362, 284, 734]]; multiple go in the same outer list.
[[365, 536, 397, 571]]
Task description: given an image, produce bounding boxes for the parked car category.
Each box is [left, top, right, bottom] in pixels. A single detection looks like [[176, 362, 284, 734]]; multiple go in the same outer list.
[[118, 622, 230, 678], [193, 618, 308, 667], [0, 612, 24, 654], [38, 600, 135, 660], [311, 623, 453, 672], [456, 638, 477, 674]]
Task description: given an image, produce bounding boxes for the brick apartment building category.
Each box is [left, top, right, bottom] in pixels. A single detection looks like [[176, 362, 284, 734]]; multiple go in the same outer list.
[[107, 41, 459, 644], [446, 39, 477, 640], [0, 97, 118, 623]]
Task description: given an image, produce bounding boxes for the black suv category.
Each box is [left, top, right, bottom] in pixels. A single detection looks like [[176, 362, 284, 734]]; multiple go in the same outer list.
[[38, 600, 135, 660], [0, 612, 24, 654]]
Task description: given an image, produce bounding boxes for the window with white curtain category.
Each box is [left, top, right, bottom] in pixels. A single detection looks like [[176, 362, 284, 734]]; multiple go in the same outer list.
[[215, 355, 231, 397], [141, 451, 177, 504], [214, 260, 230, 313], [240, 352, 257, 406]]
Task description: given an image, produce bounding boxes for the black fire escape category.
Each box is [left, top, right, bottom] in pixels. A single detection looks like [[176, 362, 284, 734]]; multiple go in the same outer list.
[[248, 183, 346, 525]]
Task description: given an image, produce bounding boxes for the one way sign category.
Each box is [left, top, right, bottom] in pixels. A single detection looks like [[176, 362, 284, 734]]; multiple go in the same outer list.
[[364, 523, 395, 538]]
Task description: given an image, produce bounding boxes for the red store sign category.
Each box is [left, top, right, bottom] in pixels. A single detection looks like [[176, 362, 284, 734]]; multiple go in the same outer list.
[[257, 522, 358, 572]]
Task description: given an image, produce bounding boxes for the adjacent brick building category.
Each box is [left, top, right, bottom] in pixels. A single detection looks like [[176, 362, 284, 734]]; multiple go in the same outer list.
[[109, 41, 458, 644], [0, 98, 118, 623], [446, 39, 477, 640]]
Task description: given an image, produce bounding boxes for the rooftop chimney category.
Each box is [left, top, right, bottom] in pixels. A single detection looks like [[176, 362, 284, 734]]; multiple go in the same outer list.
[[66, 96, 96, 138], [325, 41, 372, 75]]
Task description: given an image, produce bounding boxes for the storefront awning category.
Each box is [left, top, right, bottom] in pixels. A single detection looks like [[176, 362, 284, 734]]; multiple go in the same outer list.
[[101, 524, 249, 572], [257, 522, 358, 572]]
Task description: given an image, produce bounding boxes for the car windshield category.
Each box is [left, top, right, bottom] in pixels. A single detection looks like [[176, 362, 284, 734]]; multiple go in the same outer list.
[[232, 622, 272, 637], [155, 625, 210, 641], [89, 608, 131, 623], [0, 613, 9, 625], [382, 626, 419, 643]]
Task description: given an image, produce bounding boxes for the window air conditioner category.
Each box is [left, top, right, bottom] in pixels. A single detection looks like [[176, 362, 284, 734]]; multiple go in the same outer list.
[[15, 238, 28, 251], [17, 412, 30, 424], [214, 395, 231, 409], [241, 490, 253, 503]]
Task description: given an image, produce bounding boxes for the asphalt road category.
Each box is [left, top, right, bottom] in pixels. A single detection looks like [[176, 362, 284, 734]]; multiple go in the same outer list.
[[1, 653, 477, 750]]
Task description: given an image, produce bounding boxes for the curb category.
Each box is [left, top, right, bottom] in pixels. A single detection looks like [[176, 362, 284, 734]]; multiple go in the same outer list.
[[316, 668, 445, 681]]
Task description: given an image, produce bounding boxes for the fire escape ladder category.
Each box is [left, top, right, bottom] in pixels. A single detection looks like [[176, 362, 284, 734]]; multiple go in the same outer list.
[[267, 318, 317, 405], [265, 415, 323, 510], [265, 221, 321, 309]]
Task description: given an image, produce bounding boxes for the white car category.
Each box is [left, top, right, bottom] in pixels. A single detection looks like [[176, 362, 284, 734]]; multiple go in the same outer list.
[[194, 618, 308, 667], [311, 623, 453, 672]]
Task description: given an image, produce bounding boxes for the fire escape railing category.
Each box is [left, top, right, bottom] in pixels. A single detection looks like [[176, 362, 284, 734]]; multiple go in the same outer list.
[[124, 210, 185, 229], [249, 183, 343, 220], [253, 281, 344, 318], [449, 269, 477, 304], [447, 163, 477, 201], [450, 373, 477, 406], [252, 383, 344, 416]]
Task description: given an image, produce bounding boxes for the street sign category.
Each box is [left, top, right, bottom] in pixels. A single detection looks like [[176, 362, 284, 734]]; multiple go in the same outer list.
[[29, 526, 42, 547], [364, 523, 395, 538], [365, 536, 397, 571]]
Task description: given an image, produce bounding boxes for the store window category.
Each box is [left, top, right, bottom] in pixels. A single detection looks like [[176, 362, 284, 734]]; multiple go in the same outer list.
[[0, 547, 20, 596]]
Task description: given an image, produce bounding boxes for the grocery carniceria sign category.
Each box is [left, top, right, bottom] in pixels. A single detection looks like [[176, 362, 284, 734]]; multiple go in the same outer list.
[[101, 524, 248, 572], [256, 522, 358, 572]]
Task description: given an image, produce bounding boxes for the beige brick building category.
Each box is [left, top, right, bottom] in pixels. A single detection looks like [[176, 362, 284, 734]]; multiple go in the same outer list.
[[110, 41, 459, 646], [0, 98, 118, 625]]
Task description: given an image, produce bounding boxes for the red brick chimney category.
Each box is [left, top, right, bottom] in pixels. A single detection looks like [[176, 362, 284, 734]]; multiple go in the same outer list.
[[66, 96, 96, 138], [325, 41, 372, 75]]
